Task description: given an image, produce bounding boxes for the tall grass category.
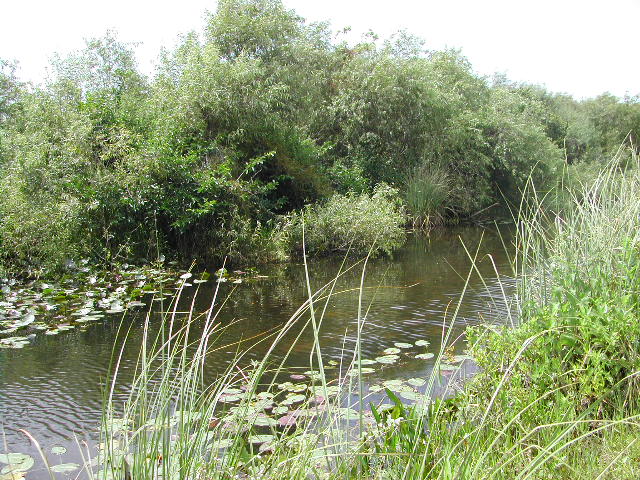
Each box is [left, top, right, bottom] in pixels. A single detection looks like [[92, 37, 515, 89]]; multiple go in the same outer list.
[[403, 164, 451, 230]]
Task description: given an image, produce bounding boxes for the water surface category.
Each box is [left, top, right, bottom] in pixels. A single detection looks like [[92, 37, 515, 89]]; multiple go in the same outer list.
[[0, 226, 515, 475]]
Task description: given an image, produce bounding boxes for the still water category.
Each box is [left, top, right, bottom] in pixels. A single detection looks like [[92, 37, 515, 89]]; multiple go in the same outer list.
[[0, 226, 515, 474]]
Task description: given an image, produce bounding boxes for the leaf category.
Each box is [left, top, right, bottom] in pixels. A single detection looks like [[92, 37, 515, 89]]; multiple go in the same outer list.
[[375, 355, 399, 364], [0, 454, 31, 465], [0, 455, 33, 474], [278, 415, 297, 427], [50, 463, 80, 473], [394, 342, 413, 349], [383, 347, 401, 355], [407, 377, 426, 387], [416, 353, 435, 360], [282, 394, 305, 405], [248, 434, 274, 445], [399, 390, 423, 401], [415, 340, 430, 347], [51, 446, 67, 455]]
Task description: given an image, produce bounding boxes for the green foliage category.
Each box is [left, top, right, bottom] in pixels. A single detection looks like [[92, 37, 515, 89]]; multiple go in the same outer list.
[[0, 0, 638, 274], [467, 162, 640, 433], [288, 184, 406, 257]]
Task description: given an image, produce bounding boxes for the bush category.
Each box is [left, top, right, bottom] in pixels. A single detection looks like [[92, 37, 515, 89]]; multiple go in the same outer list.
[[288, 184, 406, 257]]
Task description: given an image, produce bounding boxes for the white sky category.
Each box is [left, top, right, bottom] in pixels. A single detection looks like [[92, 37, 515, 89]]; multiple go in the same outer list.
[[1, 0, 638, 99]]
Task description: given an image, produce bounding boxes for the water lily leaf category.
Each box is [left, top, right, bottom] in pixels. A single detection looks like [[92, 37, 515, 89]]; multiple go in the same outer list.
[[289, 374, 306, 380], [416, 353, 435, 360], [179, 273, 193, 280], [347, 367, 375, 377], [438, 364, 458, 371], [252, 415, 276, 427], [452, 354, 474, 363], [222, 388, 242, 395], [209, 439, 234, 450], [383, 347, 401, 355], [192, 279, 208, 284], [51, 446, 67, 455], [282, 394, 305, 405], [278, 415, 297, 427], [368, 385, 383, 393], [272, 406, 288, 415], [0, 454, 33, 473], [338, 408, 359, 420], [407, 378, 426, 387], [399, 390, 423, 401], [375, 355, 399, 364], [248, 434, 274, 444], [394, 342, 413, 349], [415, 340, 430, 347], [14, 314, 35, 328], [0, 472, 25, 480], [219, 394, 241, 403], [356, 359, 376, 366], [50, 463, 80, 473], [324, 386, 341, 396]]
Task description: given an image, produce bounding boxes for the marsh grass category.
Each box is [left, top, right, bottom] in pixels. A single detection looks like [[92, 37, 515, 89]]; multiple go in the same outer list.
[[403, 165, 451, 230]]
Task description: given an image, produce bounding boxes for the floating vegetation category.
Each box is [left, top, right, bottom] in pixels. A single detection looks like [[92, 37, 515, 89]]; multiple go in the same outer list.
[[0, 265, 257, 348], [415, 353, 435, 360], [0, 454, 34, 475], [382, 347, 401, 355], [375, 355, 399, 364]]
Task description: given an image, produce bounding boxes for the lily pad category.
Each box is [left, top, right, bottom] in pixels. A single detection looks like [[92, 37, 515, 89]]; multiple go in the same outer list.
[[282, 394, 306, 405], [248, 434, 274, 444], [50, 463, 80, 473], [252, 416, 277, 427], [375, 355, 399, 364], [51, 446, 67, 455], [416, 353, 435, 360], [278, 415, 297, 427], [356, 359, 377, 366], [438, 363, 458, 372], [394, 342, 413, 349], [383, 347, 401, 355], [415, 340, 431, 347], [346, 367, 375, 376], [0, 454, 33, 474], [399, 390, 423, 401], [407, 377, 427, 387], [452, 354, 474, 363]]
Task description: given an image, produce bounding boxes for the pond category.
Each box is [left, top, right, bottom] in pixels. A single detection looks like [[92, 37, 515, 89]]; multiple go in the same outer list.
[[0, 225, 515, 476]]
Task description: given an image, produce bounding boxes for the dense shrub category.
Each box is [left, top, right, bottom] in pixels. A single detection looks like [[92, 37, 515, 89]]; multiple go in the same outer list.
[[0, 0, 637, 274], [288, 184, 406, 257]]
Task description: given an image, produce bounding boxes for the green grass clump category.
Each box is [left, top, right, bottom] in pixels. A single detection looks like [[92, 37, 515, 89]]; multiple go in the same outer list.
[[403, 164, 451, 230], [288, 184, 407, 257]]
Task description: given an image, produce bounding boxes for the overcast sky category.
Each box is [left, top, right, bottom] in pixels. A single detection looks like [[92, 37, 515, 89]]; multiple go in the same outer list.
[[1, 0, 638, 99]]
